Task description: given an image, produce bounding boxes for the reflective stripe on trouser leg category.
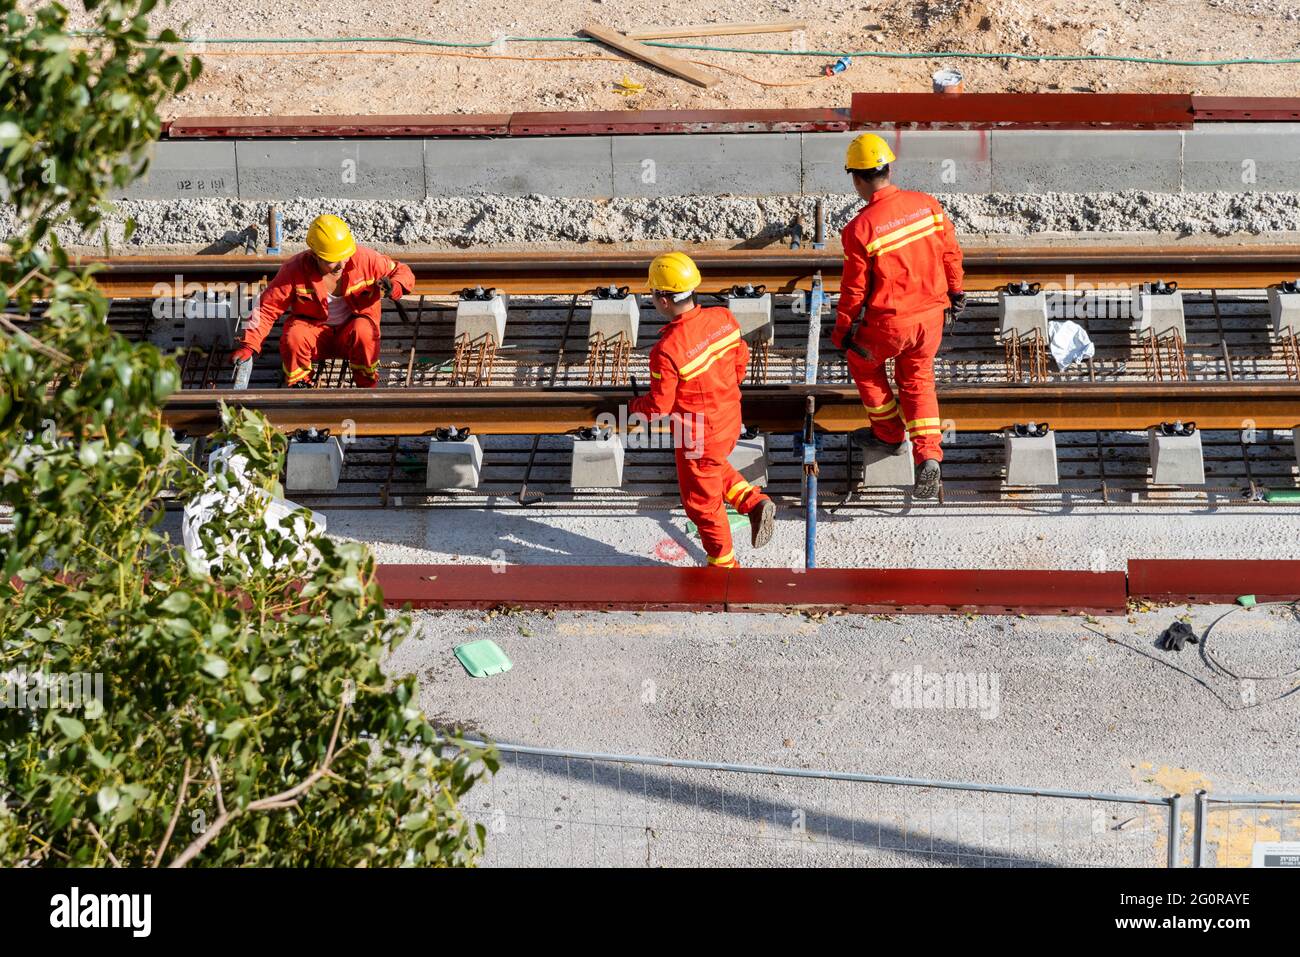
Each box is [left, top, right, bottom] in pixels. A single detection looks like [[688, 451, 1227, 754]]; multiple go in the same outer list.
[[676, 447, 737, 567], [280, 317, 326, 386], [892, 310, 946, 464], [846, 344, 905, 444], [721, 452, 770, 515]]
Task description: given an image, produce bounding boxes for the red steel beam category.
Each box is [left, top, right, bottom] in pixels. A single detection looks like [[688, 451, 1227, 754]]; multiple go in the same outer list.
[[164, 98, 1300, 139], [374, 565, 1129, 615], [376, 564, 728, 612], [851, 93, 1194, 129], [506, 108, 850, 135], [1127, 560, 1300, 603], [1191, 97, 1300, 122], [166, 114, 512, 138]]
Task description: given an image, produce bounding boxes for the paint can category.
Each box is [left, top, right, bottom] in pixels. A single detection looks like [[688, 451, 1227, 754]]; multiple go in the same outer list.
[[932, 68, 964, 94]]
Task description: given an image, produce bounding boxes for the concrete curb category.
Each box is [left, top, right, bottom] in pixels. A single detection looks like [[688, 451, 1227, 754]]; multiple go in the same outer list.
[[116, 125, 1300, 201]]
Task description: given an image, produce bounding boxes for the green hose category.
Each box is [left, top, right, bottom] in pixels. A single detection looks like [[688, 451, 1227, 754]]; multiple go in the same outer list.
[[67, 30, 1300, 67]]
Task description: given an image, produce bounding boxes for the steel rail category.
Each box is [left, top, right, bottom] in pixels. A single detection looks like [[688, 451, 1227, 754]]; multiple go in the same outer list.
[[78, 246, 1300, 298], [161, 381, 1300, 436]]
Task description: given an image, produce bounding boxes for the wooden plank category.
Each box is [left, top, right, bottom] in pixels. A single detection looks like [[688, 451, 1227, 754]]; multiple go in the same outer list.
[[580, 22, 720, 88], [625, 21, 806, 40]]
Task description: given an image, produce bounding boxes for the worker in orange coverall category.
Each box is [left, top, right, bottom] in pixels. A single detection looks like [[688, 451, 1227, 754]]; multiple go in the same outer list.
[[629, 252, 776, 569], [830, 133, 966, 499], [231, 214, 414, 388]]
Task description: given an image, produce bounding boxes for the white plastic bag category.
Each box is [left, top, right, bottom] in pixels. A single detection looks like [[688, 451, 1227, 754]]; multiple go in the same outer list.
[[1048, 320, 1095, 370], [181, 443, 325, 573]]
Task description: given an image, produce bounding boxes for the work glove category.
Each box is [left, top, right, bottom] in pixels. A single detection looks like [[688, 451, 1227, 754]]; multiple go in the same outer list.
[[231, 348, 255, 389], [378, 275, 396, 300], [1157, 620, 1199, 652], [948, 291, 967, 317]]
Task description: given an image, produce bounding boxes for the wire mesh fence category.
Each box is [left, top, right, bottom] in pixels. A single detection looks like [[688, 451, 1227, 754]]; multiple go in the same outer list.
[[1193, 795, 1300, 867], [456, 743, 1177, 868]]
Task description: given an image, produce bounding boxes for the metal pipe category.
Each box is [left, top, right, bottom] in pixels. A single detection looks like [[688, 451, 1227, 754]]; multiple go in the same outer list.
[[803, 395, 817, 570], [1193, 789, 1209, 867], [1167, 793, 1184, 868], [458, 739, 1173, 804]]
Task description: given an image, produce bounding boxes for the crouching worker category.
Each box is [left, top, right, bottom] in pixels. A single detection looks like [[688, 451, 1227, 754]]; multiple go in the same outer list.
[[629, 252, 776, 569], [231, 214, 414, 388]]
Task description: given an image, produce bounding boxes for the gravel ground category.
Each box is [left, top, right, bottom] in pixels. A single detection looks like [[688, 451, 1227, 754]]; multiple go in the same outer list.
[[15, 190, 1300, 254], [57, 1, 1300, 116], [394, 604, 1300, 866]]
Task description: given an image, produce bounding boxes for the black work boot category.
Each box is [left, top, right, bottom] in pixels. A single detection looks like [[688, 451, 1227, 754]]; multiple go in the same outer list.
[[913, 459, 941, 500], [749, 498, 776, 549], [850, 427, 906, 455]]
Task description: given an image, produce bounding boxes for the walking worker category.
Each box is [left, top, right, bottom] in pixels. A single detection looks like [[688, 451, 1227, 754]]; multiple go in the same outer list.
[[231, 214, 414, 388], [831, 133, 966, 499], [629, 252, 776, 568]]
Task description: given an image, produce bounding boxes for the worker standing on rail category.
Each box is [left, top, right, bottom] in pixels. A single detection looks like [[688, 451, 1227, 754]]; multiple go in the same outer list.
[[630, 252, 776, 569], [831, 133, 966, 499], [231, 214, 414, 388]]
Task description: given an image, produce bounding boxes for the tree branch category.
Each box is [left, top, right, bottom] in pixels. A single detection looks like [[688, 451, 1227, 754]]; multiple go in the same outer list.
[[0, 314, 74, 365], [151, 757, 191, 868], [84, 819, 121, 867], [167, 704, 348, 869], [208, 756, 226, 817]]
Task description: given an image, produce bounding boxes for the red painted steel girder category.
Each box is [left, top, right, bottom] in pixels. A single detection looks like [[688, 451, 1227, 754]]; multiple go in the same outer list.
[[1128, 560, 1300, 603], [1191, 97, 1300, 122], [377, 564, 728, 612], [375, 565, 1129, 615], [506, 108, 850, 135], [850, 93, 1194, 129], [163, 98, 1300, 140], [166, 114, 512, 138]]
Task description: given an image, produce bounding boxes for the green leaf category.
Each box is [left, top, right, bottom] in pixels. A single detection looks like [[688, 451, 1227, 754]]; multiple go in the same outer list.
[[54, 715, 85, 740], [201, 656, 229, 679], [159, 590, 191, 613], [96, 786, 120, 814]]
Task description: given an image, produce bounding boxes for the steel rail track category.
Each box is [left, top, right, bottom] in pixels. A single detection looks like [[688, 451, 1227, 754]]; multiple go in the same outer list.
[[161, 381, 1300, 436], [81, 246, 1300, 298]]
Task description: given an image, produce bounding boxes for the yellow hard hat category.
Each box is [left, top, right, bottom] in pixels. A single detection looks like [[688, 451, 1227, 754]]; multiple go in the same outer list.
[[844, 133, 896, 171], [647, 251, 702, 294], [305, 214, 356, 262]]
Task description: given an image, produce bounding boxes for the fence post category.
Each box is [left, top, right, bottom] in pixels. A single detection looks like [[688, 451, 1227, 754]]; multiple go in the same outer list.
[[1193, 789, 1209, 867], [1167, 793, 1183, 868]]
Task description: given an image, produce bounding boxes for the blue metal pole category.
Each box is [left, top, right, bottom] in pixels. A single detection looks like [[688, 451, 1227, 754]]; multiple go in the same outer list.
[[801, 271, 824, 570]]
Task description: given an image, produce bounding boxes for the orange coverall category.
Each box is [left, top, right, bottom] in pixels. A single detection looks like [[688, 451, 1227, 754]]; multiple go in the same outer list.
[[238, 246, 414, 387], [832, 184, 964, 463], [630, 304, 770, 568]]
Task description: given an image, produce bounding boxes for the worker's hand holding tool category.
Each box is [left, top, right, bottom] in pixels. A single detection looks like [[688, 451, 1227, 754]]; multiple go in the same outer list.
[[948, 291, 967, 317], [378, 275, 395, 300], [231, 348, 254, 390]]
